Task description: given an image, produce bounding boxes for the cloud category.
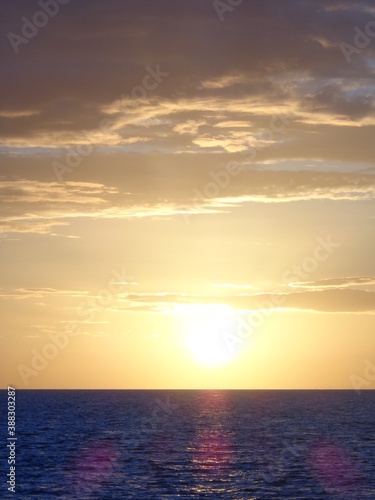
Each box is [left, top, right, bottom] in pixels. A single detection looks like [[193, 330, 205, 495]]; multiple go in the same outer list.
[[1, 165, 375, 234], [303, 83, 375, 120], [200, 75, 246, 89], [173, 120, 206, 135], [0, 180, 117, 204], [110, 288, 375, 314], [289, 276, 375, 289], [1, 0, 374, 161], [1, 1, 375, 250], [3, 281, 375, 315], [0, 180, 119, 234], [0, 288, 91, 300]]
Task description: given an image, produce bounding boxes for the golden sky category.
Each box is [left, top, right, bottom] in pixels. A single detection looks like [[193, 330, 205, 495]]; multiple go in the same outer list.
[[1, 0, 375, 389]]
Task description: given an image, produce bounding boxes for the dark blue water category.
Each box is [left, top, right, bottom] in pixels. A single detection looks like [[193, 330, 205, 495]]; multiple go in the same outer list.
[[1, 390, 374, 498]]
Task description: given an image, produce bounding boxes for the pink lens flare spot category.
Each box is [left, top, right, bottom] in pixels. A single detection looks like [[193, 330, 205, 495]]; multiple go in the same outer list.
[[73, 441, 120, 493], [308, 440, 362, 492]]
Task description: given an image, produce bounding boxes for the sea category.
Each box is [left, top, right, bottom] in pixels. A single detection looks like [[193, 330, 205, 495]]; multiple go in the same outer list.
[[1, 390, 374, 499]]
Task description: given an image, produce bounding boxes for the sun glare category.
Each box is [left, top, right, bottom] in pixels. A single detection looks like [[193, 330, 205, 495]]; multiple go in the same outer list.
[[177, 305, 239, 367]]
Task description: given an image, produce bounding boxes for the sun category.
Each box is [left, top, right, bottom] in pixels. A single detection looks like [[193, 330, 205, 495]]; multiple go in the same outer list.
[[173, 304, 241, 367], [187, 317, 231, 367], [183, 307, 239, 367]]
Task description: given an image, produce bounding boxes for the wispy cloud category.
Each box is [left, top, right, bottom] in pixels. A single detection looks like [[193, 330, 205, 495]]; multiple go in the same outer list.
[[106, 288, 375, 314], [289, 276, 375, 289]]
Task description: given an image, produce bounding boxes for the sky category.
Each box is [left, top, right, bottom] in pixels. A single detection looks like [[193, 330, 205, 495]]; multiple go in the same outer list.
[[0, 0, 375, 389]]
